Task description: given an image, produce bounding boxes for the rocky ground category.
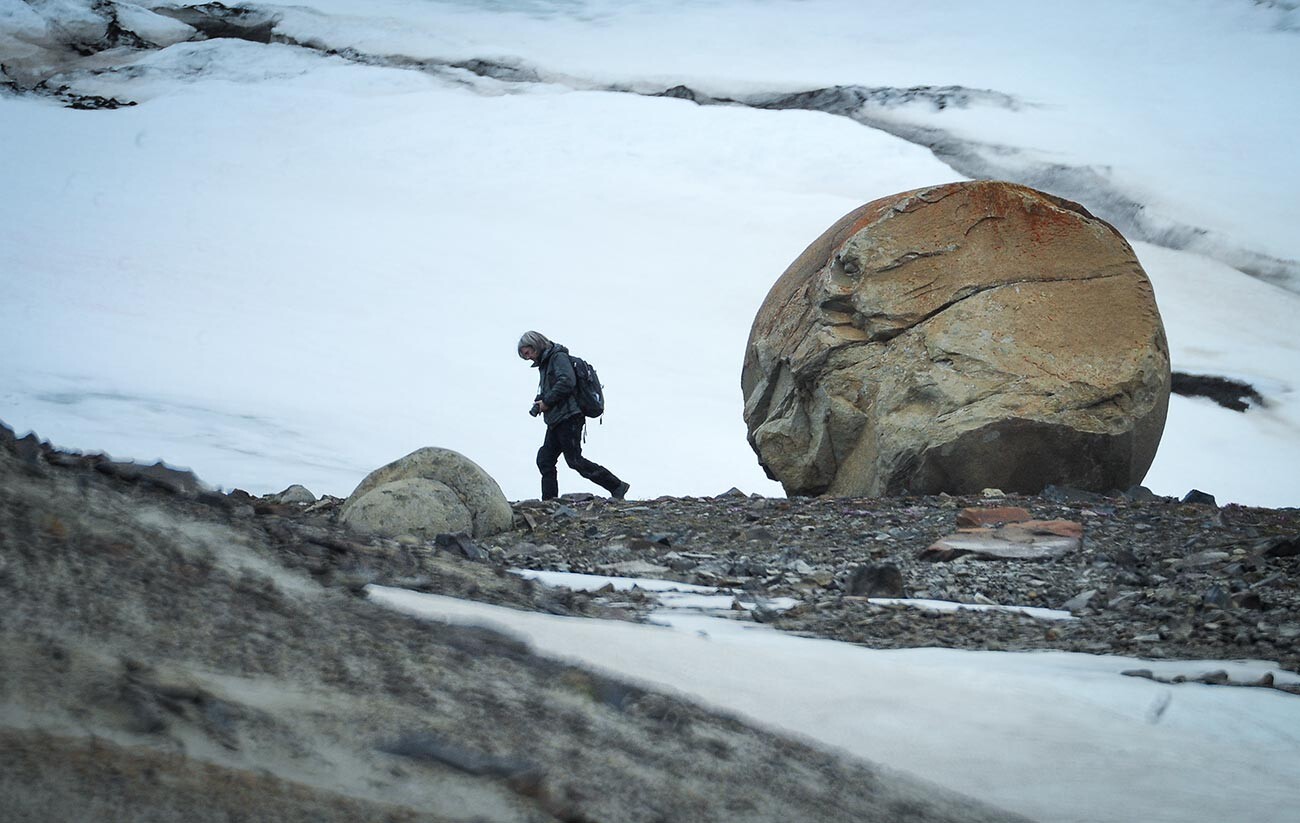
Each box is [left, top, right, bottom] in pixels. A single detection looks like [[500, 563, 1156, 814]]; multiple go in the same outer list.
[[3, 422, 1298, 819], [47, 431, 1297, 682], [222, 480, 1300, 685], [0, 424, 1033, 823], [492, 488, 1300, 683]]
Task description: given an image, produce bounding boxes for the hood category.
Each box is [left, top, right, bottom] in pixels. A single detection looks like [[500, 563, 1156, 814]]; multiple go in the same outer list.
[[535, 342, 569, 368]]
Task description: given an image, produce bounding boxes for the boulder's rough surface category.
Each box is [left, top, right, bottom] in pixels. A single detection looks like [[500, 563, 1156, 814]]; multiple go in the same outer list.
[[341, 447, 512, 539], [743, 180, 1170, 497]]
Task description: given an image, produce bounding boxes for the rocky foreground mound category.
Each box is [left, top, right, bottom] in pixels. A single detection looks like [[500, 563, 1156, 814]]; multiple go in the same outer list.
[[0, 426, 1030, 823], [3, 424, 1297, 820]]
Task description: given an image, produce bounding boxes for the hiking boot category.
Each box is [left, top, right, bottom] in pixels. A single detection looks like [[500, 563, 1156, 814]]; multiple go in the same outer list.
[[612, 481, 630, 500]]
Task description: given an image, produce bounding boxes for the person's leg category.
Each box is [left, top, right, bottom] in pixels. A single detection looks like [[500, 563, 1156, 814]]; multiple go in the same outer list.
[[557, 416, 625, 494], [536, 424, 563, 500]]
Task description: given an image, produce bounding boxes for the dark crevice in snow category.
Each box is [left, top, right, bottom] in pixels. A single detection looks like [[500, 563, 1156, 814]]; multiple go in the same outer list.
[[38, 85, 136, 109], [151, 3, 277, 44], [1170, 372, 1265, 412], [751, 84, 1025, 114], [91, 0, 159, 51]]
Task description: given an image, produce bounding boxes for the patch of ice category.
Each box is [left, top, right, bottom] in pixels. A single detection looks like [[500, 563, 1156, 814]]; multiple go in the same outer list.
[[868, 597, 1076, 622], [511, 568, 718, 594]]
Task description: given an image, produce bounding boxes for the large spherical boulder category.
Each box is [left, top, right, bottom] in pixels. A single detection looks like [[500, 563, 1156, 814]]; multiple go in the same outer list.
[[742, 180, 1171, 497], [340, 447, 512, 539]]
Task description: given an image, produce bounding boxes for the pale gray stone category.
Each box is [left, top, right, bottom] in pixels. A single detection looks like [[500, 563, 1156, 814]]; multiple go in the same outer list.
[[274, 484, 316, 505], [924, 532, 1080, 561], [341, 477, 472, 540], [341, 447, 512, 539], [601, 560, 673, 578], [1061, 589, 1099, 612]]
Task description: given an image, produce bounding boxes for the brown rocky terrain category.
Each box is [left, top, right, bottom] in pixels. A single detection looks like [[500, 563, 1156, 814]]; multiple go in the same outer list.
[[3, 420, 1298, 820]]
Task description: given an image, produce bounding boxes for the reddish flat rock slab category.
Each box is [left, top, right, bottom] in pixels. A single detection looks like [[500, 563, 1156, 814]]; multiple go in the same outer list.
[[921, 519, 1084, 561], [955, 507, 1033, 528]]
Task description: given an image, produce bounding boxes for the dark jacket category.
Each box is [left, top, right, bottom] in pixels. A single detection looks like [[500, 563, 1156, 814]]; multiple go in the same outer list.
[[534, 344, 583, 426]]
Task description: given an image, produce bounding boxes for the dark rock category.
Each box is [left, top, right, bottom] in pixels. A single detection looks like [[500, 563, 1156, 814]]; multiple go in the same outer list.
[[44, 452, 84, 469], [1181, 489, 1218, 506], [1110, 548, 1140, 573], [1170, 372, 1264, 412], [449, 58, 541, 84], [14, 434, 45, 464], [658, 84, 702, 102], [1258, 536, 1300, 558], [93, 459, 203, 495], [153, 3, 277, 44], [435, 533, 487, 561], [847, 564, 905, 597], [1042, 485, 1108, 504], [1232, 592, 1266, 611], [1251, 573, 1284, 590], [253, 502, 299, 517], [1122, 485, 1159, 502], [59, 90, 136, 110], [1203, 585, 1232, 609]]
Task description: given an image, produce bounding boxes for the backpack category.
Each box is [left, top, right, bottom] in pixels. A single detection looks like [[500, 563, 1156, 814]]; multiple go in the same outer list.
[[569, 355, 605, 419]]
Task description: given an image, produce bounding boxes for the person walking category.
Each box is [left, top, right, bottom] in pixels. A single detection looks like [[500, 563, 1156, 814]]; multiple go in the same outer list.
[[518, 330, 630, 501]]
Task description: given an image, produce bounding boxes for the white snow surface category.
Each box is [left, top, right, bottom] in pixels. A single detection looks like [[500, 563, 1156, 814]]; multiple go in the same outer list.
[[2, 0, 1299, 506], [369, 584, 1300, 823]]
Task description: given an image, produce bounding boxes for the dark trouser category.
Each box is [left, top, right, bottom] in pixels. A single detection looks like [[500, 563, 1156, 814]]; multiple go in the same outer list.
[[537, 414, 622, 500]]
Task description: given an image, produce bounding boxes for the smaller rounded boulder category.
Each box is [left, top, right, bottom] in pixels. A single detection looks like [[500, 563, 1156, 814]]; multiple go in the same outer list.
[[340, 447, 512, 540]]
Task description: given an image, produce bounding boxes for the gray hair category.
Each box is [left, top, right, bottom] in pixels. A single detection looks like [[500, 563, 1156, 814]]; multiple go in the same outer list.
[[517, 330, 551, 355]]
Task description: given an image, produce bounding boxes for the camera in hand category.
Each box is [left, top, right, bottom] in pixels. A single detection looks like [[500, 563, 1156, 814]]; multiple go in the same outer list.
[[529, 404, 541, 416]]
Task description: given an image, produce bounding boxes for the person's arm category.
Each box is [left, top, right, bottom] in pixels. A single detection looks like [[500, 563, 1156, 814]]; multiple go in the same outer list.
[[540, 352, 576, 409]]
